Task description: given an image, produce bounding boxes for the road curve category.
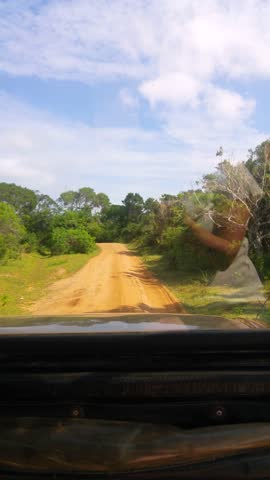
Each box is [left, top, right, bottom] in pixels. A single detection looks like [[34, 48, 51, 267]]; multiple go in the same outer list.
[[32, 243, 183, 315]]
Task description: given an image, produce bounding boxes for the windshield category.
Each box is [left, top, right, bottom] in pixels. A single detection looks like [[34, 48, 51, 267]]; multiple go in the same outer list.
[[0, 0, 269, 329]]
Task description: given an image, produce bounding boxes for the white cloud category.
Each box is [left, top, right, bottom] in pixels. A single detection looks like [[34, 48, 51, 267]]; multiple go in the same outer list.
[[0, 0, 157, 81], [0, 92, 197, 201], [204, 86, 256, 122], [0, 1, 269, 199], [1, 0, 270, 85], [119, 88, 139, 108], [161, 107, 267, 169], [0, 158, 54, 183], [139, 73, 201, 107], [1, 0, 264, 135], [0, 91, 267, 202]]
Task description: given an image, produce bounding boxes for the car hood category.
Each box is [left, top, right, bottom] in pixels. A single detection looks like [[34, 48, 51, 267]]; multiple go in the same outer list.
[[0, 313, 257, 334]]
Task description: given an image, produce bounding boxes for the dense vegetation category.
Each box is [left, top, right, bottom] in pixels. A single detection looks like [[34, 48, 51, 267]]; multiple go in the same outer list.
[[1, 139, 270, 284]]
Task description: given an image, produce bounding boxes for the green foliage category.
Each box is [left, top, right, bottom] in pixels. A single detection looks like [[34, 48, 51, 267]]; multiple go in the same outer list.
[[50, 228, 96, 255], [23, 232, 39, 253], [246, 139, 270, 186], [95, 192, 110, 212], [245, 139, 270, 278], [0, 183, 37, 215], [0, 236, 6, 260], [121, 222, 142, 242], [0, 202, 25, 262], [57, 187, 109, 214], [58, 190, 78, 210], [160, 226, 184, 251], [53, 211, 84, 230], [158, 225, 217, 273], [101, 204, 127, 241], [122, 193, 144, 222], [86, 221, 107, 241], [76, 187, 96, 210]]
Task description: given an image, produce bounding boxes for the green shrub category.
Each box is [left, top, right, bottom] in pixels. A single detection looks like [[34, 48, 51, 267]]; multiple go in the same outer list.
[[251, 251, 270, 280], [23, 232, 39, 253], [0, 234, 7, 260], [159, 226, 219, 274], [121, 222, 142, 242], [50, 227, 96, 255], [0, 202, 25, 262], [66, 228, 95, 254], [86, 221, 107, 242]]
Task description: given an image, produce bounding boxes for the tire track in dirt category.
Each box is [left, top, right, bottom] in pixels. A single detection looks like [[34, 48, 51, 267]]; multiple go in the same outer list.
[[32, 243, 183, 315]]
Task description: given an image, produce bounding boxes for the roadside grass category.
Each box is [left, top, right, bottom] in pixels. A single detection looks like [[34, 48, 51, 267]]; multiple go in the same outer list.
[[131, 245, 270, 324], [0, 248, 100, 316]]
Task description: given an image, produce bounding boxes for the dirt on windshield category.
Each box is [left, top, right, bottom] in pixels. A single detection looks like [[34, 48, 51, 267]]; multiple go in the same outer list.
[[32, 243, 183, 315]]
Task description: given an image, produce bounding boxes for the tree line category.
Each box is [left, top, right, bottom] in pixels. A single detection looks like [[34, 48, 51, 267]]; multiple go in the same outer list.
[[1, 139, 270, 280]]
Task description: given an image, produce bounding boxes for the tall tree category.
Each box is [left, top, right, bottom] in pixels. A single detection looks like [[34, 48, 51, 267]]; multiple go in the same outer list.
[[94, 192, 110, 213], [0, 183, 37, 216], [77, 187, 96, 211], [57, 191, 78, 211], [245, 140, 270, 273], [0, 202, 25, 261], [122, 193, 144, 222], [58, 188, 98, 213]]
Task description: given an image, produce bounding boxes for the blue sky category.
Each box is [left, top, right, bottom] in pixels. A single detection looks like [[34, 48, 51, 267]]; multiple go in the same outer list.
[[0, 0, 269, 203]]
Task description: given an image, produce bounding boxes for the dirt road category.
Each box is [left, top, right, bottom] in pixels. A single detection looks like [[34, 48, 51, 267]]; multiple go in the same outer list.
[[32, 243, 183, 315]]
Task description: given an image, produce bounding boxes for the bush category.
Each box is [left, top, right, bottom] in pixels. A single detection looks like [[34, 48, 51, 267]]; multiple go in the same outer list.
[[0, 202, 25, 262], [121, 222, 142, 242], [50, 227, 96, 255], [23, 232, 39, 253], [159, 226, 219, 274], [250, 251, 270, 280], [160, 226, 184, 251], [66, 229, 96, 254], [0, 235, 7, 260], [86, 221, 107, 242]]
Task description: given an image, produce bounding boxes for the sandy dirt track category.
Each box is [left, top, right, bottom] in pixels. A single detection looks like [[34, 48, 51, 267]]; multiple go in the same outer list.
[[32, 243, 183, 315]]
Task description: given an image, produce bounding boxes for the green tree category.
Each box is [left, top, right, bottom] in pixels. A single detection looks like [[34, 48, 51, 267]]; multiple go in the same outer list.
[[57, 190, 78, 211], [94, 192, 110, 213], [0, 183, 37, 216], [246, 139, 270, 186], [25, 194, 58, 253], [138, 198, 161, 247], [101, 204, 127, 241], [122, 193, 144, 222], [245, 140, 270, 276], [58, 187, 97, 213], [35, 194, 59, 213], [53, 211, 83, 230], [77, 187, 96, 211], [50, 228, 96, 255], [0, 202, 25, 262], [144, 197, 160, 215]]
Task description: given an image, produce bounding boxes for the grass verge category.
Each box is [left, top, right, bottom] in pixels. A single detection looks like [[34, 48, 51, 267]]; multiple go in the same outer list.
[[132, 245, 270, 324], [0, 248, 100, 315]]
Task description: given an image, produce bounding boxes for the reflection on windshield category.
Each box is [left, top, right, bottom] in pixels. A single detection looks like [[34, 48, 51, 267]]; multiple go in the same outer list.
[[0, 142, 270, 325], [183, 158, 265, 305], [0, 320, 198, 334]]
